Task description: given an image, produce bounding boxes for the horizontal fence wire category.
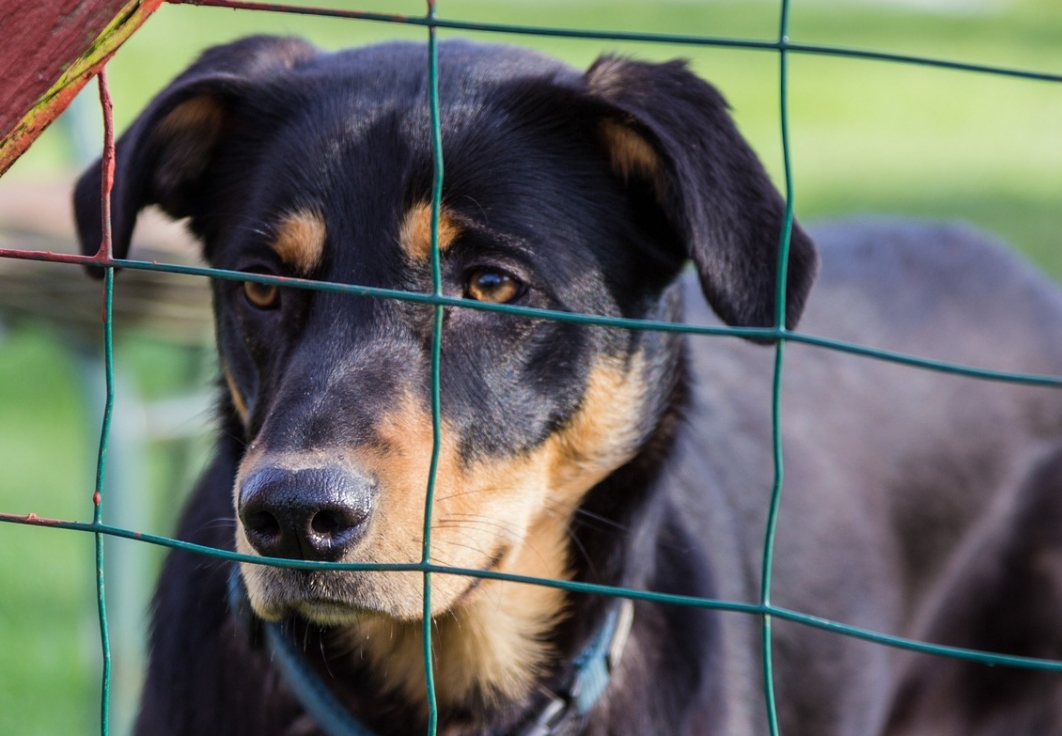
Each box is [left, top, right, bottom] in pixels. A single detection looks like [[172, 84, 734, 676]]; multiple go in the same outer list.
[[2, 252, 1061, 388], [9, 513, 1062, 678], [173, 0, 1062, 84], [1, 1, 1061, 736]]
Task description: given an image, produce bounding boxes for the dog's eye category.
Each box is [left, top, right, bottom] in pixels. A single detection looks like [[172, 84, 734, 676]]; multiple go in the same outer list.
[[464, 268, 522, 304], [243, 280, 280, 310]]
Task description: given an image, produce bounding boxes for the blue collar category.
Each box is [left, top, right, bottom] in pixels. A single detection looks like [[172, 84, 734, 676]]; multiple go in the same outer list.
[[228, 569, 634, 736]]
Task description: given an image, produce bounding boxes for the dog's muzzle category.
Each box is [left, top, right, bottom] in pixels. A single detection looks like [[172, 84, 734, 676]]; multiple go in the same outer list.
[[238, 465, 376, 561]]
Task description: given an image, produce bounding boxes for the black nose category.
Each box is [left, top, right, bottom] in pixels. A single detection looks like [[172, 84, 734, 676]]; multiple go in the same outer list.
[[238, 466, 374, 561]]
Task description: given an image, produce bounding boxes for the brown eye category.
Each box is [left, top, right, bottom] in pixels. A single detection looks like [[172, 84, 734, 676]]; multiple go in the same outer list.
[[465, 268, 522, 304], [243, 280, 280, 309]]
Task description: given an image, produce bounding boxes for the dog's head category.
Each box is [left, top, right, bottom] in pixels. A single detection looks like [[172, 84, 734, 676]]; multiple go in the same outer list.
[[75, 37, 816, 628]]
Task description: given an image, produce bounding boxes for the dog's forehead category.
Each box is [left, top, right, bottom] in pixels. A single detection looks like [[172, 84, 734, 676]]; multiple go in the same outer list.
[[241, 41, 599, 280], [318, 40, 576, 100], [279, 39, 577, 148]]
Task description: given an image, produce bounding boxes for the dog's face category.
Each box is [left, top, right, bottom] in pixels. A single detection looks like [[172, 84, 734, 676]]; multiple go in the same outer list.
[[217, 115, 666, 623], [76, 37, 816, 627]]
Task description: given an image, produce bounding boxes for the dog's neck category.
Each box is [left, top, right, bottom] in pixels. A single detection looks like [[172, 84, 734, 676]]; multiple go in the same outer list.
[[343, 509, 573, 716], [313, 303, 690, 730], [340, 400, 686, 730], [340, 336, 688, 718]]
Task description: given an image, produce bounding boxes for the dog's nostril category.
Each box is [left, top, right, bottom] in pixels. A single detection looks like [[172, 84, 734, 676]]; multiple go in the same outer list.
[[244, 509, 281, 537], [241, 506, 292, 558], [306, 506, 369, 557], [310, 508, 348, 536]]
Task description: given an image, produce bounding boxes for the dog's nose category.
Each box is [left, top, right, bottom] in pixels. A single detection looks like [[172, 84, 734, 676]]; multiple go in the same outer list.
[[238, 466, 374, 561]]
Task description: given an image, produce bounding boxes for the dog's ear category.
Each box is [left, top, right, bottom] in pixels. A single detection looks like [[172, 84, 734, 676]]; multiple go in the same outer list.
[[585, 56, 818, 330], [74, 35, 317, 276]]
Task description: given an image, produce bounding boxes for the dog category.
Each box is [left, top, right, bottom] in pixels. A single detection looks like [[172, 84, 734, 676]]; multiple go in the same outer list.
[[74, 36, 1062, 736]]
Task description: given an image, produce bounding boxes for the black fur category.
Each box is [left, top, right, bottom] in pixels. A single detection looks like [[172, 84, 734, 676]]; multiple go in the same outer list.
[[75, 37, 1062, 736]]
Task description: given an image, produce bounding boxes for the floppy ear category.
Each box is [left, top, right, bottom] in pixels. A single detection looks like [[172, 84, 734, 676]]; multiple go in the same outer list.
[[585, 56, 818, 330], [74, 35, 318, 275]]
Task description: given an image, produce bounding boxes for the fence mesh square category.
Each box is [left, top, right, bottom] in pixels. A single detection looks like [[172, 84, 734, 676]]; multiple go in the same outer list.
[[1, 2, 1061, 735]]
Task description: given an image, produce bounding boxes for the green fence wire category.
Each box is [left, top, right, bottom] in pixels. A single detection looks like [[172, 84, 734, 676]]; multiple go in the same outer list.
[[92, 67, 118, 736], [1, 1, 1062, 735]]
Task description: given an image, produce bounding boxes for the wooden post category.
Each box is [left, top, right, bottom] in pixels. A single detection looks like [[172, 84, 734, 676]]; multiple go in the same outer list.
[[0, 0, 164, 176]]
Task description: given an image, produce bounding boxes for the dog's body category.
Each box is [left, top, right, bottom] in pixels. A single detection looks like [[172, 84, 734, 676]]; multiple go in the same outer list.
[[75, 37, 1062, 736]]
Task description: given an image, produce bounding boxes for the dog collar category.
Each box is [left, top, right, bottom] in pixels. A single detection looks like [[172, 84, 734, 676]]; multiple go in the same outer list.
[[227, 568, 633, 736], [510, 597, 634, 736]]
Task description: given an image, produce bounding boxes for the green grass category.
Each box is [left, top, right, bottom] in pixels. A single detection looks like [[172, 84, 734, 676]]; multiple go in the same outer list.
[[0, 329, 97, 736], [9, 0, 1061, 274], [0, 328, 211, 736], [1, 1, 1060, 734]]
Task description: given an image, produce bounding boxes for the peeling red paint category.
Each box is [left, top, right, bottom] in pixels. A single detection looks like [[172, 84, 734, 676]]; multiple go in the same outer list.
[[0, 1, 125, 133], [0, 0, 164, 176]]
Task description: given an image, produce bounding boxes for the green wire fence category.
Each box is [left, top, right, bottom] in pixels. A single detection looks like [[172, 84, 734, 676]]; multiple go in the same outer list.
[[1, 1, 1062, 735]]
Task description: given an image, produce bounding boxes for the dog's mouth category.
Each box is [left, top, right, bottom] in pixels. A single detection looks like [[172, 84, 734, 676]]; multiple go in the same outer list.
[[240, 545, 509, 626], [241, 565, 408, 624], [291, 597, 374, 627]]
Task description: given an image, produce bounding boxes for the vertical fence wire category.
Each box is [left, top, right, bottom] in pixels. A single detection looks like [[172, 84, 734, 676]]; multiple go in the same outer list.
[[760, 0, 794, 730], [759, 1, 798, 732], [421, 2, 445, 734], [91, 68, 118, 736], [1, 3, 1062, 736]]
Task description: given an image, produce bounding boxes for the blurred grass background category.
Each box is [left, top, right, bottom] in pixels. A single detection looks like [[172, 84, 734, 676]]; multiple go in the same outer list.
[[0, 0, 1059, 734]]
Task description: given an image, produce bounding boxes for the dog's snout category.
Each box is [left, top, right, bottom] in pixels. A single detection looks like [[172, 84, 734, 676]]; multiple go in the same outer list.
[[239, 466, 374, 561]]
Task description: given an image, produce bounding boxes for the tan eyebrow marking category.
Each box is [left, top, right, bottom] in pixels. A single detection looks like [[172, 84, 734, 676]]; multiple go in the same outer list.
[[398, 201, 462, 262], [271, 210, 327, 275]]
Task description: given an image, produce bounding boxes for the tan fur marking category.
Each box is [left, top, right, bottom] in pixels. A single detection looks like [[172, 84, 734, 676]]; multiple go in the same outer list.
[[398, 202, 461, 262], [271, 211, 326, 275], [343, 357, 647, 709], [599, 120, 663, 186], [350, 555, 568, 710], [222, 363, 249, 425], [156, 96, 226, 141], [545, 355, 648, 496], [235, 358, 648, 711], [151, 96, 228, 192]]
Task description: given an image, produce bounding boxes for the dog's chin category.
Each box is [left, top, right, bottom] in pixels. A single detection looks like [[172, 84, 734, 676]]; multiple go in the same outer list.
[[245, 592, 371, 626], [240, 564, 475, 626], [290, 600, 378, 627]]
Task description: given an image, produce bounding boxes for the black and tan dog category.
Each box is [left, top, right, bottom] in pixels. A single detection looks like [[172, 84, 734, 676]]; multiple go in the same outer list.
[[75, 36, 1062, 736]]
